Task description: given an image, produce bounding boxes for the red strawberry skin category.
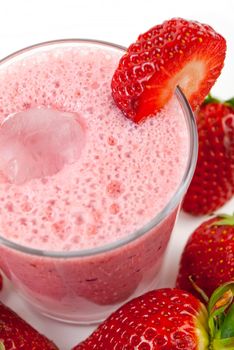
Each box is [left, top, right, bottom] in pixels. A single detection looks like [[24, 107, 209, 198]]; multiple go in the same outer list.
[[176, 216, 234, 299], [0, 302, 58, 349], [111, 18, 226, 122], [183, 101, 234, 215], [0, 273, 2, 291], [72, 288, 208, 350]]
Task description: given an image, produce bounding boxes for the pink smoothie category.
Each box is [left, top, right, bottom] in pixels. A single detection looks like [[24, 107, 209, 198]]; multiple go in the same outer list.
[[0, 41, 190, 322]]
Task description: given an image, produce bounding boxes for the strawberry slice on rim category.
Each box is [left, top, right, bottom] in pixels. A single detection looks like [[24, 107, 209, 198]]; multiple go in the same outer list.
[[111, 18, 226, 122]]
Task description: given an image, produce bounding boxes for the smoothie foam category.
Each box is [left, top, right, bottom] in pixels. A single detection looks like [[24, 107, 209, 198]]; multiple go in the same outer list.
[[0, 44, 189, 252]]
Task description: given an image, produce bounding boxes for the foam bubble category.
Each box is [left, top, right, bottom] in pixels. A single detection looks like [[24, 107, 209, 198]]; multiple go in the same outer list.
[[0, 45, 189, 251]]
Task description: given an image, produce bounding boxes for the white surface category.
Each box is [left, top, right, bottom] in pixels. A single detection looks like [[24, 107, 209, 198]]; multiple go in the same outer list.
[[0, 1, 233, 349]]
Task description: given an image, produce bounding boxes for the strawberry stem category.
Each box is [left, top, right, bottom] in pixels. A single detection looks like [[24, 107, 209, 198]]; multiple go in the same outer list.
[[208, 283, 234, 316], [208, 282, 234, 349], [189, 275, 209, 303]]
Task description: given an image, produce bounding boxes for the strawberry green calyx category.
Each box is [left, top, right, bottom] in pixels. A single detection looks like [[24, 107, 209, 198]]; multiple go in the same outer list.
[[203, 94, 221, 105], [212, 214, 234, 227], [213, 337, 234, 349], [208, 282, 234, 349], [203, 94, 234, 109], [225, 98, 234, 109], [0, 342, 5, 350], [220, 304, 234, 338]]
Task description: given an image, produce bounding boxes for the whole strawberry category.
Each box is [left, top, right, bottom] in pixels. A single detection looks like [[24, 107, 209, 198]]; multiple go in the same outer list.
[[72, 283, 234, 349], [111, 18, 226, 122], [0, 302, 58, 349], [176, 213, 234, 298], [183, 96, 234, 215], [73, 288, 209, 349]]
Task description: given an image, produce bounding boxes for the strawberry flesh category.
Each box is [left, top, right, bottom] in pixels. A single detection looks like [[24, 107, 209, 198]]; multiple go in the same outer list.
[[183, 100, 234, 215], [111, 18, 226, 122], [176, 215, 234, 299], [0, 302, 58, 349]]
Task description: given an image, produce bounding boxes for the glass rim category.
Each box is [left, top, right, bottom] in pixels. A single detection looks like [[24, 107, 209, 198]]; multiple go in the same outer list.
[[0, 39, 198, 258]]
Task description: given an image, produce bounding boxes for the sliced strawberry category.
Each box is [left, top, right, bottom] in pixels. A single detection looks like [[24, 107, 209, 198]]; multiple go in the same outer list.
[[111, 18, 226, 122]]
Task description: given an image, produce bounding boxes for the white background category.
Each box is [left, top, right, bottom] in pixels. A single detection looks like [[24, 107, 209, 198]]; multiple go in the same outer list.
[[0, 1, 233, 349]]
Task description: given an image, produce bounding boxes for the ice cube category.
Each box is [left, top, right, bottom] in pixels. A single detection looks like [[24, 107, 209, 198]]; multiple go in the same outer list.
[[0, 107, 86, 185]]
